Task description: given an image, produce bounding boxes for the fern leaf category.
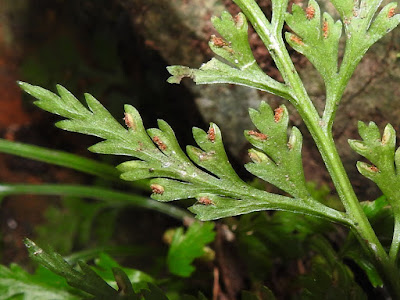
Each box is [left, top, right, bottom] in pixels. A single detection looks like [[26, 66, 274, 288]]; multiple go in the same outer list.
[[167, 12, 291, 100], [19, 82, 348, 224], [349, 121, 400, 207], [245, 101, 309, 199]]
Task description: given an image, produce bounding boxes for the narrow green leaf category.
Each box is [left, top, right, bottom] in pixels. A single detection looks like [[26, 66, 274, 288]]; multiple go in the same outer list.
[[24, 239, 117, 298], [0, 264, 84, 300], [0, 138, 123, 184], [0, 183, 193, 221]]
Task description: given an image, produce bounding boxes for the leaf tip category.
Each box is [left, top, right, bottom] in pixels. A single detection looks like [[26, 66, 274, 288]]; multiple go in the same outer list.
[[24, 238, 44, 257], [16, 80, 26, 87], [17, 81, 34, 93], [248, 149, 269, 163], [207, 125, 216, 142], [381, 123, 395, 145], [23, 237, 35, 248], [233, 12, 246, 28], [348, 139, 367, 152], [306, 5, 316, 20], [357, 161, 380, 177], [287, 127, 302, 150], [123, 112, 136, 130], [388, 6, 397, 19], [274, 106, 285, 123]]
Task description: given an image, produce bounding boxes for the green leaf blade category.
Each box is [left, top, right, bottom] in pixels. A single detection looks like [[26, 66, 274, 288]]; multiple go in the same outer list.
[[245, 101, 309, 198], [24, 239, 117, 298], [167, 60, 291, 100], [0, 264, 83, 300], [167, 222, 216, 277]]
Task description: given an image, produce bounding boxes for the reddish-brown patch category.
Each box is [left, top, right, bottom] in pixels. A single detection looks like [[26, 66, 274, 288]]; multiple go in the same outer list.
[[208, 127, 216, 142], [152, 136, 167, 150], [199, 150, 215, 161], [248, 130, 268, 140], [322, 20, 329, 38], [369, 165, 379, 172], [198, 196, 214, 205], [306, 6, 315, 20], [290, 35, 304, 45], [211, 35, 228, 47], [123, 113, 135, 129], [274, 107, 285, 123], [388, 7, 396, 18], [150, 184, 165, 195]]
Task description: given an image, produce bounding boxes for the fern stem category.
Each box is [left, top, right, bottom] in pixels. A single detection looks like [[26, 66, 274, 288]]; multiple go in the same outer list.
[[234, 0, 400, 296], [0, 183, 193, 221]]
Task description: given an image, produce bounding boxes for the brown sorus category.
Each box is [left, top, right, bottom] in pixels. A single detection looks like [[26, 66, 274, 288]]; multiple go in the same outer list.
[[211, 35, 228, 47], [153, 136, 167, 150], [208, 127, 216, 142], [306, 5, 315, 20], [198, 196, 214, 205], [369, 165, 379, 172], [123, 113, 135, 129], [150, 184, 165, 195], [248, 130, 268, 140], [274, 107, 284, 123], [290, 35, 304, 45], [388, 7, 396, 18], [323, 20, 329, 38]]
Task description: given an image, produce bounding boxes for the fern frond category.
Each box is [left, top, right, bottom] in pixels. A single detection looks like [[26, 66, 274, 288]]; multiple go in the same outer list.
[[19, 82, 349, 224], [167, 11, 292, 100], [349, 121, 400, 205]]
